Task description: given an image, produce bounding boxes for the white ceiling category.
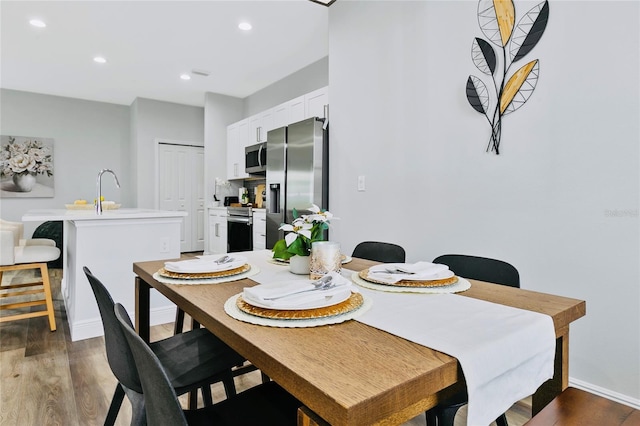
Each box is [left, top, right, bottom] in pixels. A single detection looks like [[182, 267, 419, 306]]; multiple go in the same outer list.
[[0, 1, 329, 107]]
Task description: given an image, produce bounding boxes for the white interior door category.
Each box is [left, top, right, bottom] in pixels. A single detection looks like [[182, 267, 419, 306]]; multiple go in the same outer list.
[[158, 143, 204, 252]]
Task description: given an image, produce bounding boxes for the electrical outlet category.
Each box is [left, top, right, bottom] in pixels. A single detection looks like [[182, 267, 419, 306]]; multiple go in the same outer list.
[[160, 238, 169, 253], [357, 175, 366, 192]]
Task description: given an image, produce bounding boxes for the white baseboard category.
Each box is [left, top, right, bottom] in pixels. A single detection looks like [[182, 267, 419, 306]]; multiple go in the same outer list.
[[569, 377, 640, 410], [69, 306, 177, 342]]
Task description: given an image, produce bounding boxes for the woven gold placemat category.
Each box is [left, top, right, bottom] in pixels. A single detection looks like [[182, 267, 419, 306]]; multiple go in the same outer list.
[[237, 292, 364, 320], [358, 269, 459, 288], [158, 263, 251, 280]]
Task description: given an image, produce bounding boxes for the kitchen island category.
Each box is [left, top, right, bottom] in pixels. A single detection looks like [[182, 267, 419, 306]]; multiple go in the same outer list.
[[22, 208, 187, 341]]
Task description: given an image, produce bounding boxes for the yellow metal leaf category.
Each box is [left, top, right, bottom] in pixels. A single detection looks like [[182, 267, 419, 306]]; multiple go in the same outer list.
[[493, 0, 515, 46], [500, 60, 537, 113]]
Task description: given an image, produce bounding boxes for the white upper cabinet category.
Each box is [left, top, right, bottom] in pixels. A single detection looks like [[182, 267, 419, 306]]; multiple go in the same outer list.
[[305, 87, 329, 120], [226, 119, 249, 180], [248, 109, 274, 144], [288, 95, 306, 124], [226, 87, 328, 180], [272, 95, 305, 129], [272, 102, 289, 130]]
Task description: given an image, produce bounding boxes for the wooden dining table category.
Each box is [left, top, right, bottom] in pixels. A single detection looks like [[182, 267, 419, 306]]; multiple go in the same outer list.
[[133, 256, 585, 426]]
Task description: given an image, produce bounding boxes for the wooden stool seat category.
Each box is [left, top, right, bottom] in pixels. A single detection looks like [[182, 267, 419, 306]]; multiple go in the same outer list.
[[525, 387, 640, 426]]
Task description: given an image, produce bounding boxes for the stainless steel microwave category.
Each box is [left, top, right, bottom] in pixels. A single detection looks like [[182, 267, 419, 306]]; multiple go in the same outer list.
[[245, 142, 266, 175]]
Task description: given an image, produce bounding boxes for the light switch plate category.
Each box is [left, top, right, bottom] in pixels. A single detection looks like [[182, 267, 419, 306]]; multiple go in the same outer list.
[[357, 175, 366, 191]]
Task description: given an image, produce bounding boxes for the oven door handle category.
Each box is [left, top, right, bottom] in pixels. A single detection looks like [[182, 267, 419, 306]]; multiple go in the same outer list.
[[227, 216, 253, 225]]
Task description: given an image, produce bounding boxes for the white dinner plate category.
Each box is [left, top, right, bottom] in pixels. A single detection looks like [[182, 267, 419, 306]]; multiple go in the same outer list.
[[241, 290, 352, 311], [368, 263, 454, 281], [164, 255, 247, 274]]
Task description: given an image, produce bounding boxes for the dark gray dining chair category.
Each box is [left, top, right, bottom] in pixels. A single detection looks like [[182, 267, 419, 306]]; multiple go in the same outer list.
[[83, 267, 245, 425], [114, 302, 302, 425], [425, 254, 519, 426], [352, 241, 406, 263]]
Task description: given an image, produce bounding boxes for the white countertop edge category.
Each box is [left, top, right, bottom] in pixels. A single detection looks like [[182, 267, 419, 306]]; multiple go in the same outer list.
[[22, 208, 188, 222]]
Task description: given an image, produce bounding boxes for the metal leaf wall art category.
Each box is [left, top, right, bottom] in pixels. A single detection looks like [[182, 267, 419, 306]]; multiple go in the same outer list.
[[466, 0, 549, 154]]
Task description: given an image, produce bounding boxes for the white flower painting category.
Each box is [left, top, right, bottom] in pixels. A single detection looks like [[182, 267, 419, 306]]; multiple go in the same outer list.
[[0, 135, 55, 197]]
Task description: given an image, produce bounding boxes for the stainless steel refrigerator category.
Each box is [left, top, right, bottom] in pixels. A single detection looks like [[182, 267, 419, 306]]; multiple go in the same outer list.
[[266, 117, 328, 249]]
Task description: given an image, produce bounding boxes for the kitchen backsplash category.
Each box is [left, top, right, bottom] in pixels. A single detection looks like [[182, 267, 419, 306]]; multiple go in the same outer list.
[[244, 179, 266, 205]]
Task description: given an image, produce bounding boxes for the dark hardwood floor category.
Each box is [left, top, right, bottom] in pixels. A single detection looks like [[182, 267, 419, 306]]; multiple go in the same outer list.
[[0, 267, 531, 426]]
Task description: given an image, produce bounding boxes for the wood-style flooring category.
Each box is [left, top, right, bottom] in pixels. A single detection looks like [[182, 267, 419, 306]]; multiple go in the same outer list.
[[0, 267, 532, 426]]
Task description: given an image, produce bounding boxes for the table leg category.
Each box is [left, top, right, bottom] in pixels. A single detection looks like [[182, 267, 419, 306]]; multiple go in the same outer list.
[[297, 406, 330, 426], [532, 330, 569, 415], [135, 277, 150, 343]]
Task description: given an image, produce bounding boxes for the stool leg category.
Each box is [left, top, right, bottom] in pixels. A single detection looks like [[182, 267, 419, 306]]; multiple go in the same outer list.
[[39, 264, 57, 331]]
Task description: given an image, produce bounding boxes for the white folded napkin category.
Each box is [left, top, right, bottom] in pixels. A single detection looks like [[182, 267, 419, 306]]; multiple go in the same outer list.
[[164, 255, 248, 273], [368, 262, 452, 284], [243, 271, 353, 309]]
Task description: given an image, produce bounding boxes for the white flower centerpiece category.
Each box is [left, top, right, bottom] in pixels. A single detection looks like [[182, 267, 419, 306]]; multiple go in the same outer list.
[[1, 136, 53, 192], [272, 204, 333, 274]]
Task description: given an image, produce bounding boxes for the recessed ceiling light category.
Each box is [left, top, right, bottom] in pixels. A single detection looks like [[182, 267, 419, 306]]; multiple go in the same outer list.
[[180, 74, 191, 81], [93, 56, 107, 64], [238, 22, 252, 31], [29, 19, 46, 28]]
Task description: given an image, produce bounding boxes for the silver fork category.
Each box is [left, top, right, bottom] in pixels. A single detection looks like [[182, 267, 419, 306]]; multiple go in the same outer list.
[[264, 275, 335, 300]]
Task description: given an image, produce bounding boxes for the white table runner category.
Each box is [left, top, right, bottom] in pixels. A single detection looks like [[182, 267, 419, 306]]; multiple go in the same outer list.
[[237, 251, 555, 425], [354, 288, 555, 426]]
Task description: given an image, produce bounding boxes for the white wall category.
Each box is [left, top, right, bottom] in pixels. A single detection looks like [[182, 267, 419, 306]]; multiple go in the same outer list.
[[329, 0, 639, 404], [0, 89, 131, 235], [130, 97, 204, 208], [204, 92, 243, 203]]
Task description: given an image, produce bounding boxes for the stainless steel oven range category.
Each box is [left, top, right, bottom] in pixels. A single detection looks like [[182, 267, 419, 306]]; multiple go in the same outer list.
[[227, 206, 253, 252]]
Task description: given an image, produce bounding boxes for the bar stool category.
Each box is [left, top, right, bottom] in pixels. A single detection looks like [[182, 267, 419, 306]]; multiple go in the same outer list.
[[0, 223, 60, 331]]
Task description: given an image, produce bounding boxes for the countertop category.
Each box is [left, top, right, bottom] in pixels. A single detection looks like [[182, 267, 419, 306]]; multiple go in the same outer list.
[[22, 208, 188, 222]]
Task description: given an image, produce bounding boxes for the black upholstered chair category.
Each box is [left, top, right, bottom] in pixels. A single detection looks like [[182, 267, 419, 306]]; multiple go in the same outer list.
[[83, 267, 245, 425], [114, 302, 302, 426], [352, 241, 406, 263], [425, 254, 519, 426]]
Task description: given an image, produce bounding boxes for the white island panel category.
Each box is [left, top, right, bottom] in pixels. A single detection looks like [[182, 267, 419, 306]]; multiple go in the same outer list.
[[23, 209, 186, 341]]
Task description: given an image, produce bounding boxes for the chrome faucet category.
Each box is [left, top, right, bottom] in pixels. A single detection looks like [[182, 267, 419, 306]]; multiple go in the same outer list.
[[96, 169, 121, 215]]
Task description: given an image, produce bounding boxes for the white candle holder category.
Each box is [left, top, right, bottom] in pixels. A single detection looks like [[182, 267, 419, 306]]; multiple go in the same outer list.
[[309, 241, 341, 280]]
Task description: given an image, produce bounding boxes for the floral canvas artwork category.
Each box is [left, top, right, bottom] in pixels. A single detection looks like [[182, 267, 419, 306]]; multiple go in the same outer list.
[[0, 135, 54, 198]]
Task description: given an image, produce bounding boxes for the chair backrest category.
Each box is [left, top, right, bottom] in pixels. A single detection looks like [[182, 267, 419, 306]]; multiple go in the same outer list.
[[432, 254, 520, 288], [114, 303, 188, 426], [352, 241, 406, 263], [83, 266, 142, 393]]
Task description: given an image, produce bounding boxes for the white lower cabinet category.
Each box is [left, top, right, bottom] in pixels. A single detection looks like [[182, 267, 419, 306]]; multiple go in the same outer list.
[[252, 209, 266, 251], [208, 208, 228, 254]]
